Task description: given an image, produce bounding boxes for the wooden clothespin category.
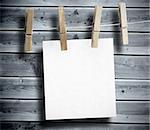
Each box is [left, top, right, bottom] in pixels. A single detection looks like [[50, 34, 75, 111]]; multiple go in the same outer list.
[[25, 8, 34, 52], [58, 6, 67, 51], [91, 5, 103, 48], [119, 2, 128, 45]]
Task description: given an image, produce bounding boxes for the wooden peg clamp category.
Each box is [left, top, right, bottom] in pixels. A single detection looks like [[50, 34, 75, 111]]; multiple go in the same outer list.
[[91, 5, 102, 48], [58, 6, 67, 51], [25, 8, 34, 52], [119, 2, 128, 45]]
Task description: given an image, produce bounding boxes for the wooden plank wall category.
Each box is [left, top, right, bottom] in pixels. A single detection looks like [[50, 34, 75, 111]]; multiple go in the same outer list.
[[0, 0, 150, 130]]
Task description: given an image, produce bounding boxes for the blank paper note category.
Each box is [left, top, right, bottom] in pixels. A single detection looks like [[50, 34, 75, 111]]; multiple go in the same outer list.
[[43, 38, 116, 120]]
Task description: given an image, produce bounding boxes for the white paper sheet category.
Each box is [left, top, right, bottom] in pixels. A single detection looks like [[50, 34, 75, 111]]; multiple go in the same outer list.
[[43, 38, 116, 120]]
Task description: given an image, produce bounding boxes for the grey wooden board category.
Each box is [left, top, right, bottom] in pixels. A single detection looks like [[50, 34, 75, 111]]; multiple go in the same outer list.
[[1, 122, 149, 130], [1, 8, 150, 32], [1, 0, 150, 129], [0, 100, 149, 123], [0, 32, 150, 55], [0, 54, 149, 79], [1, 0, 149, 7], [0, 77, 150, 100]]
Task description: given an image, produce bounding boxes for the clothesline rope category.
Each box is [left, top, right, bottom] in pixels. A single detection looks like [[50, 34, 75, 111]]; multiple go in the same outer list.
[[0, 20, 149, 31], [66, 20, 150, 29]]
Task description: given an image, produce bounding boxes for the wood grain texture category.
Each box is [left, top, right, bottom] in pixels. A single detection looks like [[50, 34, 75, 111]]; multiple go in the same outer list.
[[1, 122, 149, 130], [0, 32, 150, 55], [1, 8, 150, 32], [0, 77, 149, 100], [0, 54, 149, 79], [1, 0, 149, 7], [0, 100, 149, 123]]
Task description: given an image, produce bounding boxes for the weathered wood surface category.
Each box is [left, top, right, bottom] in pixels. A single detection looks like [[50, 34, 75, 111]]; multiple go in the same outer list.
[[0, 77, 149, 100], [1, 0, 150, 129], [0, 32, 150, 55], [1, 0, 149, 7], [1, 122, 149, 130], [0, 100, 149, 123], [1, 8, 150, 32], [0, 54, 149, 79]]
